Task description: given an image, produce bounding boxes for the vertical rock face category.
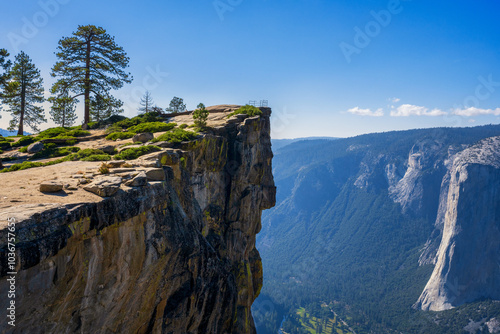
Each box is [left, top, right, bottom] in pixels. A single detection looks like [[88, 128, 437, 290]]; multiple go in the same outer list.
[[415, 137, 500, 311], [0, 109, 275, 333]]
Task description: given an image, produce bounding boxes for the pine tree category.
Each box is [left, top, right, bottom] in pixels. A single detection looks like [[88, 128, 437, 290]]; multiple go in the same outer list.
[[51, 25, 132, 125], [3, 51, 46, 135], [138, 91, 153, 113], [0, 48, 11, 110], [166, 96, 186, 113], [90, 94, 123, 122], [49, 92, 78, 127]]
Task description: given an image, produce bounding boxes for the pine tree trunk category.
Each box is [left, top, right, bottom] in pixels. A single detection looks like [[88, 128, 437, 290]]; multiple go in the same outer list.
[[84, 39, 91, 125], [18, 78, 25, 136]]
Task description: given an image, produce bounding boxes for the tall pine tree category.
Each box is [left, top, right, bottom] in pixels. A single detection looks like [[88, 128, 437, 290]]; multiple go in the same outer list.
[[3, 51, 46, 135], [0, 49, 11, 111], [90, 94, 123, 122], [49, 93, 78, 127], [51, 25, 132, 125]]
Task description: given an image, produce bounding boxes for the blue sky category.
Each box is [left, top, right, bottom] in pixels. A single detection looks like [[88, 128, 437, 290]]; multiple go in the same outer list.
[[1, 0, 500, 138]]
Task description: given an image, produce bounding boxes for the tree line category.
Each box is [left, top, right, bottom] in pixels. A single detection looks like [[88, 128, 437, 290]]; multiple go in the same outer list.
[[0, 25, 192, 135]]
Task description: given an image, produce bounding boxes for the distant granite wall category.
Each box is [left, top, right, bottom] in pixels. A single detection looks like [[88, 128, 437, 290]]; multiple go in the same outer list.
[[415, 136, 500, 311]]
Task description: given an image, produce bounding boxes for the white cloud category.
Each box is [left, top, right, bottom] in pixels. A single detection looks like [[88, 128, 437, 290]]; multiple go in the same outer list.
[[347, 107, 384, 117], [390, 104, 447, 117], [389, 97, 400, 103], [453, 107, 500, 117]]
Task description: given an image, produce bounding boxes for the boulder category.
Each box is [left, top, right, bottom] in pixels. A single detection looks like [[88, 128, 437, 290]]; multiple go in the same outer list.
[[124, 171, 148, 187], [27, 141, 44, 154], [133, 132, 154, 143], [97, 145, 116, 155], [83, 176, 122, 197], [143, 168, 166, 181], [39, 181, 63, 193]]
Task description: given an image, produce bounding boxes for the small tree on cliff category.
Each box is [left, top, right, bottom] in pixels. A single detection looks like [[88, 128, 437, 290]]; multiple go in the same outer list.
[[166, 96, 186, 113], [3, 51, 46, 134], [51, 25, 132, 125], [193, 103, 209, 128]]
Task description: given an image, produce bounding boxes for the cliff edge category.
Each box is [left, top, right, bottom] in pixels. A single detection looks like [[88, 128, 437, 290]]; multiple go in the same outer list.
[[0, 106, 275, 333]]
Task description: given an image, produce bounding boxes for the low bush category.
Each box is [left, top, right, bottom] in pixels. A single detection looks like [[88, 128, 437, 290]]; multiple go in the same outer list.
[[128, 122, 176, 134], [68, 148, 106, 160], [151, 129, 198, 144], [10, 136, 35, 147], [106, 132, 135, 141], [227, 105, 263, 118], [30, 143, 80, 160], [179, 123, 188, 129], [80, 154, 111, 161], [114, 145, 161, 160]]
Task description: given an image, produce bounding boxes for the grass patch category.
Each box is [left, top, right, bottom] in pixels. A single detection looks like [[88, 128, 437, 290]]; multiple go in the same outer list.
[[227, 104, 263, 118], [179, 123, 188, 129], [18, 147, 28, 153], [114, 145, 161, 160], [151, 129, 198, 144], [106, 132, 135, 141], [128, 122, 176, 134]]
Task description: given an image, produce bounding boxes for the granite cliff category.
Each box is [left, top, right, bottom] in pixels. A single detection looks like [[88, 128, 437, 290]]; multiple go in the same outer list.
[[415, 136, 500, 311], [0, 106, 275, 333]]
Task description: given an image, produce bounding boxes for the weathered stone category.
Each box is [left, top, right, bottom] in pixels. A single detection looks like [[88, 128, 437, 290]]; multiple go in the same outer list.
[[39, 181, 63, 193], [83, 176, 122, 197], [109, 168, 137, 174], [143, 167, 166, 181], [27, 141, 44, 153], [132, 132, 154, 143], [124, 171, 147, 187], [97, 145, 116, 154], [106, 160, 125, 168]]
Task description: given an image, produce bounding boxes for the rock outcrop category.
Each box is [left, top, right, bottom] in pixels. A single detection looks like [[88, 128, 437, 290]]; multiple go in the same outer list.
[[415, 136, 500, 311], [0, 107, 275, 333]]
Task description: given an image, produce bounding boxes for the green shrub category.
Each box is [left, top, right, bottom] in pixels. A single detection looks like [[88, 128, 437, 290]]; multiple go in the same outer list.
[[30, 144, 80, 160], [35, 127, 68, 140], [68, 148, 106, 160], [0, 141, 11, 150], [151, 129, 198, 144], [65, 129, 90, 137], [18, 147, 28, 153], [87, 121, 100, 129], [80, 154, 111, 161], [179, 123, 188, 129], [227, 105, 263, 118], [128, 122, 176, 134], [0, 157, 70, 173], [105, 124, 123, 134], [114, 145, 161, 160], [11, 136, 35, 147], [106, 132, 135, 141]]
